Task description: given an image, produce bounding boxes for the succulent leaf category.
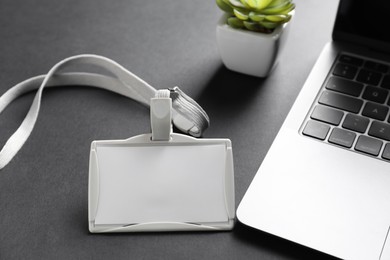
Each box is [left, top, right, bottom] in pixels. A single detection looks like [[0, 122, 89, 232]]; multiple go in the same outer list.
[[239, 0, 251, 9], [233, 8, 250, 20], [228, 0, 246, 8], [262, 2, 294, 15], [249, 12, 266, 22], [243, 21, 260, 31], [216, 0, 234, 13], [245, 0, 257, 9], [227, 17, 245, 29], [259, 21, 280, 29], [268, 0, 291, 8], [248, 0, 274, 10], [283, 14, 292, 23], [265, 14, 287, 22], [243, 21, 272, 33]]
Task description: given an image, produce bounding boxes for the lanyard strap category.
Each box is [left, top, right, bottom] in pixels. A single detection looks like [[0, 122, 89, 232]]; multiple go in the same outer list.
[[0, 54, 209, 170]]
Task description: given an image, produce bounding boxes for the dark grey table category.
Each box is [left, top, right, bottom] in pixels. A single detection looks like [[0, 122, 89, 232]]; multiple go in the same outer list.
[[0, 0, 340, 259]]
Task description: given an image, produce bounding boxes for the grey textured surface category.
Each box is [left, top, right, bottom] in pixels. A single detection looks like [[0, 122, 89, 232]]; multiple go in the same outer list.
[[0, 0, 340, 259]]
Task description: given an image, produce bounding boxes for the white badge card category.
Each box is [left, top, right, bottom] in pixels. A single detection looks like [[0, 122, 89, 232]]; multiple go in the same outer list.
[[88, 133, 235, 232]]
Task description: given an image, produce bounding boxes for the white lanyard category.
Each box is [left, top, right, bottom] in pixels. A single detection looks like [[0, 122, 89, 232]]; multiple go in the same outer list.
[[0, 54, 210, 170]]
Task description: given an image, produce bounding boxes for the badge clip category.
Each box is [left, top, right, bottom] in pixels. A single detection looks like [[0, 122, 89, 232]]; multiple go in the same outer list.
[[150, 89, 172, 141]]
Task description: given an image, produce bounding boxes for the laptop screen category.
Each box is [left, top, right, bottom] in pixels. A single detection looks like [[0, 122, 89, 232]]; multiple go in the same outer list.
[[333, 0, 390, 52]]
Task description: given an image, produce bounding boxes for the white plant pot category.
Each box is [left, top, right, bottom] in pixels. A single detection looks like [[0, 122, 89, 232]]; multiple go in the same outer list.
[[216, 14, 292, 77]]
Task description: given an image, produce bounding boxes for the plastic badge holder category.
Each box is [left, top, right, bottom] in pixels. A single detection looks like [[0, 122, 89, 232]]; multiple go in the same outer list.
[[88, 92, 235, 232]]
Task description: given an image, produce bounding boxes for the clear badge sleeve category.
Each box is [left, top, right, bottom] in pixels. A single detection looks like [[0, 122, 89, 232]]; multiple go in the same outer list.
[[88, 133, 235, 232]]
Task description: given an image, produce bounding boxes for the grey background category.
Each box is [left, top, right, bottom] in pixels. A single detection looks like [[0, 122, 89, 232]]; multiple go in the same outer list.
[[0, 0, 340, 259]]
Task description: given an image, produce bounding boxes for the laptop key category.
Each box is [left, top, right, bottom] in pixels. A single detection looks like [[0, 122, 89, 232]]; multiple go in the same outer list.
[[325, 77, 363, 97], [362, 102, 389, 121], [355, 136, 382, 156], [303, 120, 330, 140], [311, 105, 344, 125], [319, 91, 363, 113], [381, 75, 390, 90], [333, 63, 358, 79], [368, 121, 390, 141], [382, 143, 390, 160], [339, 55, 363, 66], [328, 128, 356, 148], [364, 60, 389, 73], [356, 69, 382, 86], [362, 86, 388, 103], [342, 113, 369, 133]]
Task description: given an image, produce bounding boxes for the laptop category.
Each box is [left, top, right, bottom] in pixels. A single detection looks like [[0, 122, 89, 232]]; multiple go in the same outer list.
[[237, 1, 390, 259]]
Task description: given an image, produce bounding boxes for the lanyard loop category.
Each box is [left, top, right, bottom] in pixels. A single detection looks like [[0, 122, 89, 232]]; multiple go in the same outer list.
[[0, 54, 209, 170]]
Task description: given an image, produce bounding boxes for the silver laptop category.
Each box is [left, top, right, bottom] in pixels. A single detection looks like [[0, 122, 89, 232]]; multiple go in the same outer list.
[[237, 1, 390, 259]]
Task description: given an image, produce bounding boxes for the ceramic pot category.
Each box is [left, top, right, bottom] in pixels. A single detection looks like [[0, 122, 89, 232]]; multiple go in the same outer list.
[[216, 14, 293, 77]]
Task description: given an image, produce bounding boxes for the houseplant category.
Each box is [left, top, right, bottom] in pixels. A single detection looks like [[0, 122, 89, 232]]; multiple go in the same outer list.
[[216, 0, 295, 77]]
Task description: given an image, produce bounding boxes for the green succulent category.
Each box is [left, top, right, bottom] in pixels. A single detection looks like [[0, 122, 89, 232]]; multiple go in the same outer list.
[[216, 0, 295, 33]]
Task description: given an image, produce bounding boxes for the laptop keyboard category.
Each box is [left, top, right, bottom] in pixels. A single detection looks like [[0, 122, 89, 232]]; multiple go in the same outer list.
[[302, 53, 390, 161]]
